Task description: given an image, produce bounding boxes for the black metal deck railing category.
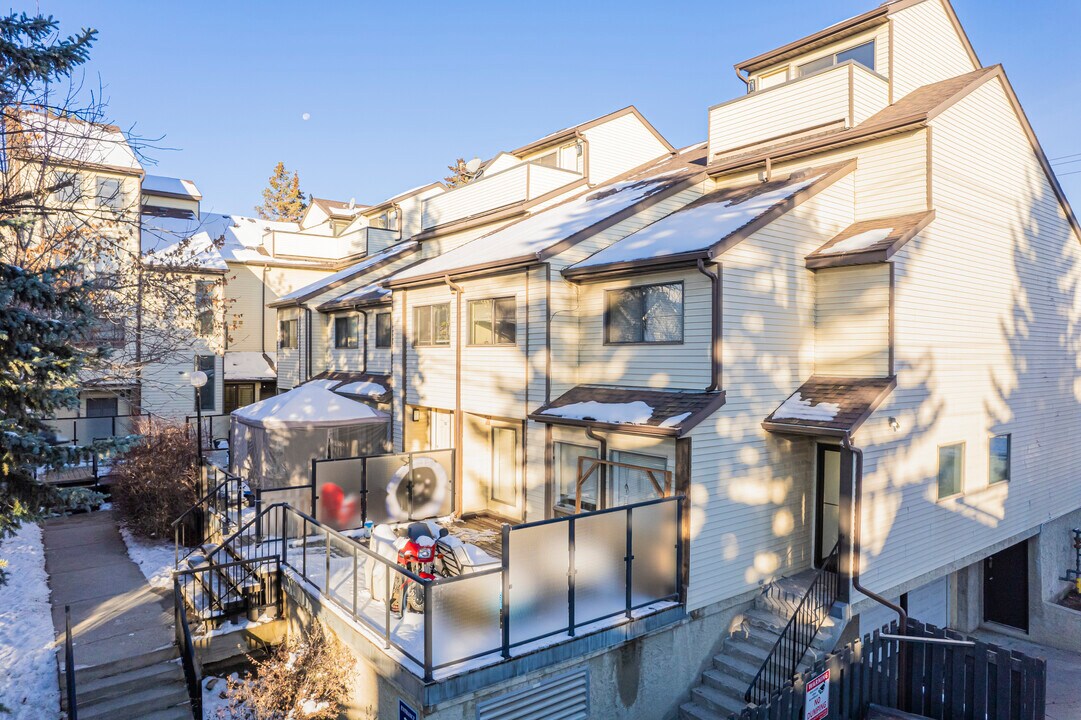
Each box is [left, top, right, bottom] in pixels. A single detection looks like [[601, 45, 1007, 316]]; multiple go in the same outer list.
[[64, 605, 78, 720], [173, 578, 202, 719], [745, 543, 840, 706], [172, 467, 248, 567]]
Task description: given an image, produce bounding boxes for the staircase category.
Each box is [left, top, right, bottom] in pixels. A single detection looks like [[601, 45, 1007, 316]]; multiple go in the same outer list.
[[680, 556, 842, 720], [60, 645, 192, 720]]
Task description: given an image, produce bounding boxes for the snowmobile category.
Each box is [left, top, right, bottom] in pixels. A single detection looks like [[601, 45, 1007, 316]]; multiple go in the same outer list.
[[390, 522, 448, 616]]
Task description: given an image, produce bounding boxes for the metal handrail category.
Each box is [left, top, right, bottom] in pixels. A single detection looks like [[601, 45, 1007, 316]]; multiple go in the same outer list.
[[745, 542, 840, 705], [173, 470, 245, 568], [64, 605, 77, 720], [173, 578, 202, 718]]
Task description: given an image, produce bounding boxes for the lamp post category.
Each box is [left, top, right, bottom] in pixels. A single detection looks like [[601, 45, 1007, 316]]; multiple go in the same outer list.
[[191, 370, 208, 468]]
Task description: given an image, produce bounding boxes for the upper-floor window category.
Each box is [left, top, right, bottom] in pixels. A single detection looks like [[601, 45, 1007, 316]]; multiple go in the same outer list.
[[96, 176, 123, 210], [334, 315, 359, 349], [369, 208, 399, 231], [797, 40, 875, 77], [989, 434, 1011, 485], [937, 442, 965, 499], [469, 297, 516, 345], [375, 312, 392, 348], [195, 280, 215, 338], [605, 282, 683, 345], [52, 171, 80, 204], [756, 67, 789, 91], [195, 355, 215, 411], [279, 318, 299, 349], [413, 303, 450, 346]]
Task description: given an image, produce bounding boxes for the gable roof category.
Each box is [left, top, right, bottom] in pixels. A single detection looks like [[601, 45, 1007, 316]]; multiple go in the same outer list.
[[267, 241, 419, 308], [762, 376, 896, 437], [565, 160, 855, 280], [734, 0, 980, 77], [11, 111, 142, 174], [529, 385, 726, 438], [806, 210, 935, 269], [362, 182, 444, 217], [389, 148, 708, 287], [510, 105, 675, 157]]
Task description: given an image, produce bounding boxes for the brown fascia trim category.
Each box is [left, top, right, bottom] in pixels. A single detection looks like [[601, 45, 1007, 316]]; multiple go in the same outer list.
[[8, 150, 144, 178], [528, 391, 726, 439], [316, 296, 391, 314], [266, 245, 419, 309], [390, 171, 708, 289], [565, 159, 857, 282], [510, 106, 676, 158], [805, 209, 936, 270], [759, 376, 897, 438]]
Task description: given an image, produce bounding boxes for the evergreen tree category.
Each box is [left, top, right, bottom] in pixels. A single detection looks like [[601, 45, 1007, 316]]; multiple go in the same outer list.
[[256, 161, 307, 222], [444, 157, 476, 188]]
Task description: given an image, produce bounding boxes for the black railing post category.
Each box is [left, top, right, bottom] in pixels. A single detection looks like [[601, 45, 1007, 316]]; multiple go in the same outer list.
[[625, 506, 634, 619], [501, 523, 511, 659], [255, 490, 263, 545], [65, 605, 77, 720], [281, 505, 288, 569], [567, 515, 576, 637], [423, 581, 433, 682], [310, 458, 318, 520], [675, 500, 685, 603]]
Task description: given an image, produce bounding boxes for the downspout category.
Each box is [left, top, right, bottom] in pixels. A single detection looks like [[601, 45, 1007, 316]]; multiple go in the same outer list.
[[260, 266, 268, 356], [696, 260, 722, 392], [444, 275, 464, 515], [735, 66, 751, 91], [585, 427, 608, 508], [357, 309, 368, 374], [304, 306, 313, 381]]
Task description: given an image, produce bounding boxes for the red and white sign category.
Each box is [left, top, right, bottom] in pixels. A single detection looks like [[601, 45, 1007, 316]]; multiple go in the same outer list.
[[804, 669, 830, 720]]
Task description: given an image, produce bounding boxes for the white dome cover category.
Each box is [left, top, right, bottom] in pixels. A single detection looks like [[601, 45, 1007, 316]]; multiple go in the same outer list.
[[232, 384, 387, 429]]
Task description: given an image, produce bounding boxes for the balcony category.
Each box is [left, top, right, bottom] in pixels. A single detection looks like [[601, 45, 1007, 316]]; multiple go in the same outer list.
[[708, 60, 889, 161], [268, 226, 401, 261], [420, 161, 583, 231]]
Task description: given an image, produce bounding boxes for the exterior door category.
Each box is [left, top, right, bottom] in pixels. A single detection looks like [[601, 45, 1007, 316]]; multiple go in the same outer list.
[[429, 409, 453, 450], [984, 541, 1029, 631], [815, 445, 841, 567], [224, 383, 255, 414], [486, 425, 522, 520]]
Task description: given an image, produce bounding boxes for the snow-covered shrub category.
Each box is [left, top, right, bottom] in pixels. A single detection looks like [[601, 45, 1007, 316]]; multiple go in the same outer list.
[[110, 422, 200, 540], [215, 622, 355, 720]]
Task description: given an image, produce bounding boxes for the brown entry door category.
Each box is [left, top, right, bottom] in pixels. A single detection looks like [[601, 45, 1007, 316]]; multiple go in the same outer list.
[[983, 541, 1029, 632]]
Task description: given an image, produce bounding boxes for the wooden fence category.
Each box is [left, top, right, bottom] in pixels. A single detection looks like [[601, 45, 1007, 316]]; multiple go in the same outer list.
[[730, 619, 1046, 720]]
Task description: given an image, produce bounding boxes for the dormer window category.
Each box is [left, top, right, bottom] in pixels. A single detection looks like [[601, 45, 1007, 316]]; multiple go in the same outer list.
[[798, 40, 875, 77], [369, 208, 399, 231]]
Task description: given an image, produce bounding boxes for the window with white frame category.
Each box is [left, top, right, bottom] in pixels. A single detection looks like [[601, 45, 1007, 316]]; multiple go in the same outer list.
[[555, 442, 599, 511], [413, 303, 450, 346], [95, 176, 123, 209], [797, 40, 875, 77], [375, 312, 391, 348], [279, 318, 299, 349], [334, 314, 359, 349], [989, 434, 1011, 485], [937, 442, 965, 499], [469, 297, 516, 345], [195, 280, 215, 338], [610, 450, 668, 506], [605, 282, 683, 344], [52, 171, 80, 203]]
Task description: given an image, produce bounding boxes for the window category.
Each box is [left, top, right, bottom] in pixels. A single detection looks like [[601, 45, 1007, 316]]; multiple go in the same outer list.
[[490, 426, 518, 505], [224, 383, 255, 414], [86, 397, 118, 418], [757, 68, 789, 90], [279, 318, 298, 349], [937, 442, 965, 499], [95, 176, 123, 209], [369, 208, 399, 230], [469, 297, 516, 345], [605, 282, 683, 344], [555, 442, 599, 511], [798, 40, 876, 77], [413, 303, 450, 346], [195, 280, 215, 337], [533, 151, 559, 168], [52, 171, 79, 203], [610, 451, 668, 506], [989, 434, 1011, 485], [195, 355, 215, 411], [375, 312, 392, 348], [334, 315, 359, 349]]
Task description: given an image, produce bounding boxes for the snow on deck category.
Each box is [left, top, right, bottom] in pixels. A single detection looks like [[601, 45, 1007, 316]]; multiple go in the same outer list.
[[771, 392, 840, 422], [572, 171, 826, 269], [334, 380, 387, 397], [225, 351, 276, 380]]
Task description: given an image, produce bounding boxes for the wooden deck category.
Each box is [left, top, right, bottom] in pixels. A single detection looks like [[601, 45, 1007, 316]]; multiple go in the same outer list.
[[444, 513, 506, 557]]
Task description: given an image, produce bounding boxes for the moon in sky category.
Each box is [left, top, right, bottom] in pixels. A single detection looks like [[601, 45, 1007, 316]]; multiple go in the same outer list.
[[301, 112, 311, 121]]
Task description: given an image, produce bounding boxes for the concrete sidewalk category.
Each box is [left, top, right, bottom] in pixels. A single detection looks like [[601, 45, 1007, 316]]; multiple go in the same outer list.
[[974, 629, 1081, 720], [42, 510, 174, 668]]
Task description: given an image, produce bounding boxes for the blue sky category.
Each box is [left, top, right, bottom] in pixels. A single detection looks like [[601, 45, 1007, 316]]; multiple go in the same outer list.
[[17, 0, 1081, 214]]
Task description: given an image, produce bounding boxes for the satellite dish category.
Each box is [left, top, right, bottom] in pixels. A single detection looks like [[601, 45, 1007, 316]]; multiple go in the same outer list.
[[464, 157, 482, 174], [348, 197, 356, 209]]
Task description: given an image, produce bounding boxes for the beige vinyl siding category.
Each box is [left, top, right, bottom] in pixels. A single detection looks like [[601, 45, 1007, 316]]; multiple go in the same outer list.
[[260, 266, 331, 351], [749, 25, 889, 89], [889, 0, 979, 100], [276, 307, 301, 390], [577, 270, 713, 390], [391, 291, 406, 450], [141, 353, 223, 419], [681, 178, 853, 610], [852, 62, 891, 125], [366, 308, 393, 375], [579, 113, 671, 184], [524, 264, 550, 522], [814, 265, 891, 377], [326, 311, 364, 373], [403, 284, 456, 411], [852, 75, 1081, 600], [427, 224, 501, 256], [459, 273, 530, 420]]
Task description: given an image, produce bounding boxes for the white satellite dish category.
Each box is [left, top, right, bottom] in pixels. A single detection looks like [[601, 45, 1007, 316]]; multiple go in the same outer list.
[[464, 157, 482, 174]]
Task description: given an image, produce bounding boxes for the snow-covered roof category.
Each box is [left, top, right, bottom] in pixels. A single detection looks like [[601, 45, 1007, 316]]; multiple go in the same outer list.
[[529, 385, 725, 437], [567, 162, 853, 275], [805, 210, 935, 269], [14, 112, 141, 172], [268, 242, 418, 307], [142, 230, 228, 272], [390, 153, 705, 285], [232, 384, 389, 429], [224, 351, 276, 381], [142, 175, 201, 200], [763, 376, 896, 436], [141, 210, 318, 269], [542, 400, 654, 425], [318, 282, 391, 312], [334, 380, 387, 399]]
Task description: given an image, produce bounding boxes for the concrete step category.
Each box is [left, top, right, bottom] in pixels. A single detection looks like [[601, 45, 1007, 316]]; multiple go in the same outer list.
[[691, 683, 749, 718], [712, 653, 762, 686], [62, 645, 178, 685], [742, 606, 790, 632], [702, 667, 751, 699], [132, 703, 195, 720], [69, 659, 184, 705], [726, 636, 773, 667], [76, 681, 190, 720], [680, 700, 729, 720]]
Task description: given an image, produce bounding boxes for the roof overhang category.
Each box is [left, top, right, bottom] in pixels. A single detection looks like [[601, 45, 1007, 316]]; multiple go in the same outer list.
[[762, 376, 896, 437], [806, 209, 936, 269], [529, 385, 726, 438]]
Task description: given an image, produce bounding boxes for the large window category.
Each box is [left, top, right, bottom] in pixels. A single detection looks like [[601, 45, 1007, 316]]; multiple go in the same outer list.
[[195, 280, 215, 337], [989, 434, 1011, 485], [490, 426, 518, 506], [86, 397, 118, 418], [937, 442, 965, 499], [611, 451, 668, 506], [95, 176, 123, 209], [798, 40, 875, 77], [413, 303, 450, 346], [555, 442, 599, 511], [375, 312, 392, 348], [52, 171, 80, 203], [369, 208, 399, 230], [224, 383, 255, 414], [469, 297, 516, 345], [279, 318, 299, 349], [605, 282, 683, 344], [334, 315, 359, 349], [195, 355, 215, 411]]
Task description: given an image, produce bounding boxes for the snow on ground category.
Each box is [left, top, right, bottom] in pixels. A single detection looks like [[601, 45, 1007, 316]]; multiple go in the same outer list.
[[201, 674, 238, 718], [119, 526, 175, 591], [0, 523, 61, 720]]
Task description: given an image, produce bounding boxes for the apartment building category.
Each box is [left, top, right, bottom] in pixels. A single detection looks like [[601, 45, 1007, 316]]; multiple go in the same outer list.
[[253, 1, 1081, 718]]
